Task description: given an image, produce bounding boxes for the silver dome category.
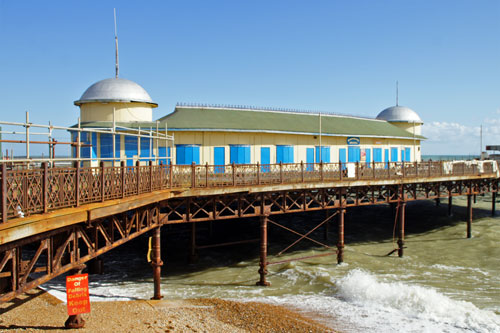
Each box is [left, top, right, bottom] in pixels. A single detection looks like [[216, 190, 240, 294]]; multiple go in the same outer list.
[[376, 105, 422, 123], [74, 78, 157, 107]]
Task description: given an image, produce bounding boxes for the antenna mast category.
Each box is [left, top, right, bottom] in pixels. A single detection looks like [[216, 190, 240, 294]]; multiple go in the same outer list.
[[114, 8, 119, 78], [396, 80, 399, 106]]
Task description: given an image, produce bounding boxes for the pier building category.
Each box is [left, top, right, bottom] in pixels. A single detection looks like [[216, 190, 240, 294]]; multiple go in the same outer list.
[[161, 103, 424, 166], [72, 77, 171, 166], [72, 76, 425, 167]]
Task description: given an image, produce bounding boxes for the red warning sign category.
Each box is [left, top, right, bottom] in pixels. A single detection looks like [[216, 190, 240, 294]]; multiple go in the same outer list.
[[66, 273, 90, 315]]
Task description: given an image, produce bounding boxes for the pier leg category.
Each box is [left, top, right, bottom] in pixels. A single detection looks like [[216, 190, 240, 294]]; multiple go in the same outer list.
[[397, 202, 406, 257], [257, 215, 270, 286], [189, 222, 198, 263], [492, 192, 496, 217], [467, 194, 473, 239], [64, 265, 87, 329], [474, 194, 477, 204], [435, 198, 440, 207], [151, 226, 163, 300], [337, 208, 345, 264], [324, 210, 330, 241], [88, 258, 103, 275], [448, 195, 453, 217]]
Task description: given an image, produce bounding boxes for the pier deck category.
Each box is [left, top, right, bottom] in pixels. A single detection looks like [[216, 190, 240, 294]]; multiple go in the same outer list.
[[0, 160, 498, 303]]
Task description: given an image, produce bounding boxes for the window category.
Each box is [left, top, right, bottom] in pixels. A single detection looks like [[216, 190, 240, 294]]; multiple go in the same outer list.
[[158, 147, 171, 165], [125, 136, 138, 166]]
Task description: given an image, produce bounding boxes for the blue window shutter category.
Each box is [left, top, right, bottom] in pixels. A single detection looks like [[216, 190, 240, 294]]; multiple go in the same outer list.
[[141, 137, 151, 161], [91, 132, 98, 159], [100, 133, 112, 159], [176, 145, 185, 165], [373, 148, 382, 162], [316, 147, 330, 163], [339, 148, 346, 163], [115, 135, 120, 158], [230, 146, 237, 164], [405, 148, 411, 162], [193, 146, 200, 164], [125, 136, 138, 166], [261, 147, 270, 172], [391, 147, 398, 162], [276, 146, 283, 163], [366, 149, 371, 166], [244, 147, 250, 164]]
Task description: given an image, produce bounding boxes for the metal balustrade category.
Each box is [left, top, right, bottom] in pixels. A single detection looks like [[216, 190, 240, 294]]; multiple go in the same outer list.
[[0, 160, 497, 223]]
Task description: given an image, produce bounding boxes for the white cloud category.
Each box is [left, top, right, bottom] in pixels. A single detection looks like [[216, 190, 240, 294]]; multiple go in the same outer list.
[[421, 117, 500, 155]]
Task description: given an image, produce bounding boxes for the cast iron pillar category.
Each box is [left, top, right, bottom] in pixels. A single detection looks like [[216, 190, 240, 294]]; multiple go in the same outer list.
[[492, 192, 496, 217], [337, 207, 345, 264], [189, 222, 198, 263], [151, 226, 163, 300], [64, 264, 87, 329], [448, 195, 453, 217], [397, 202, 406, 257], [467, 194, 473, 239], [256, 215, 270, 286]]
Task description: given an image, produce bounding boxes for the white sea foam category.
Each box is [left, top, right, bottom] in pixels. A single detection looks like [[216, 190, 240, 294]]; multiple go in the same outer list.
[[244, 269, 500, 333]]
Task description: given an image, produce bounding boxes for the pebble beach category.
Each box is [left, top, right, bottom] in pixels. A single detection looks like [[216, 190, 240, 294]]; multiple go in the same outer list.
[[0, 289, 333, 332]]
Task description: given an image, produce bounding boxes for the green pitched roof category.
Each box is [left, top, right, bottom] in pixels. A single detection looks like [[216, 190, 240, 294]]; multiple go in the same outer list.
[[159, 106, 425, 140]]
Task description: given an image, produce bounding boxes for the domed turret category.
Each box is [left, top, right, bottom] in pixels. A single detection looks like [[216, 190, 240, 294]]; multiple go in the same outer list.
[[377, 105, 423, 135], [75, 78, 157, 123], [376, 105, 422, 123]]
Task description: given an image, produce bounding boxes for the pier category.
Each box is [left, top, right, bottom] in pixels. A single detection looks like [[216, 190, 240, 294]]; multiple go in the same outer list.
[[0, 158, 498, 307]]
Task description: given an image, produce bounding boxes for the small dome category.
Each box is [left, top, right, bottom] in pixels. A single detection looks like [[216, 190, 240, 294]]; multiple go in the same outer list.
[[74, 78, 157, 107], [376, 105, 422, 123]]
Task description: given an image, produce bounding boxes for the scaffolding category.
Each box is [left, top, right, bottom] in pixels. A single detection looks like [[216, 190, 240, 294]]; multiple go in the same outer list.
[[0, 111, 174, 167]]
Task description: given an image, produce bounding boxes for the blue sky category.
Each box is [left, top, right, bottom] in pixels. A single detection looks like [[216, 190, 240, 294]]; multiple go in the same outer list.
[[1, 0, 499, 155]]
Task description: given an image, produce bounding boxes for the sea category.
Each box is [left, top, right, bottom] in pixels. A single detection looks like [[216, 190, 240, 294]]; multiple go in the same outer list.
[[42, 189, 499, 332]]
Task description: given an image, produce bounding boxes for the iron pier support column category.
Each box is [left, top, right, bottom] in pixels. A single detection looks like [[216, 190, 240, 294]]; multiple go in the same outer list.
[[492, 192, 496, 217], [337, 208, 345, 264], [397, 202, 406, 257], [467, 194, 473, 239], [151, 226, 163, 300], [448, 195, 453, 217], [257, 215, 270, 286], [64, 264, 87, 329], [189, 222, 198, 263]]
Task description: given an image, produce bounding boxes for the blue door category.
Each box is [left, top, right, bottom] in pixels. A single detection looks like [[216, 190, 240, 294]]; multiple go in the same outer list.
[[373, 148, 382, 163], [365, 148, 371, 167], [401, 149, 405, 162], [384, 148, 389, 168], [260, 147, 270, 172], [339, 148, 347, 169], [348, 146, 360, 162], [306, 148, 314, 171], [405, 147, 411, 162], [214, 147, 225, 173], [391, 147, 398, 162]]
